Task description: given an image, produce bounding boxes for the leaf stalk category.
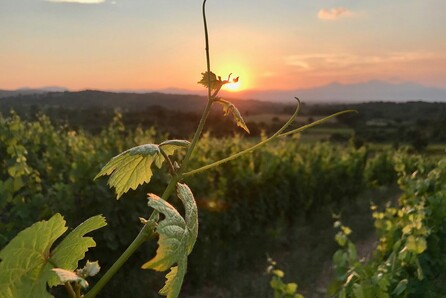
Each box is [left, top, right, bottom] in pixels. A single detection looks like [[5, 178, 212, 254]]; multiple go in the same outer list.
[[84, 220, 157, 298], [64, 282, 76, 298]]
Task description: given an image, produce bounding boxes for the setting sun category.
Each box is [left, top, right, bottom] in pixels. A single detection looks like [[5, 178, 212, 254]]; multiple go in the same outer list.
[[224, 80, 241, 92], [214, 63, 252, 93]]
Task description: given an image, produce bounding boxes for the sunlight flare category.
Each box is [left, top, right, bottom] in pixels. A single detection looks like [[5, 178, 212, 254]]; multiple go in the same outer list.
[[224, 80, 241, 92], [214, 62, 251, 92]]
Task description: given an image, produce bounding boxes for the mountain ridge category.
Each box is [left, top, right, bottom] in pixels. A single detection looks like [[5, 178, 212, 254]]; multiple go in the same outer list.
[[224, 80, 446, 102], [1, 80, 445, 103]]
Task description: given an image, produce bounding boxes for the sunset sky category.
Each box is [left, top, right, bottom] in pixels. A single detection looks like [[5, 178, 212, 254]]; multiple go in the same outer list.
[[1, 0, 445, 92]]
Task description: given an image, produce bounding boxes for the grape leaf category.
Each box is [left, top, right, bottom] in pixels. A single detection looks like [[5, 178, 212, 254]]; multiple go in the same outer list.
[[158, 260, 187, 298], [177, 183, 198, 254], [142, 183, 198, 298], [221, 101, 250, 134], [0, 213, 106, 298], [48, 215, 107, 286], [197, 71, 223, 91], [95, 143, 188, 199], [77, 260, 101, 277], [0, 214, 66, 298], [51, 268, 88, 288], [94, 144, 162, 199]]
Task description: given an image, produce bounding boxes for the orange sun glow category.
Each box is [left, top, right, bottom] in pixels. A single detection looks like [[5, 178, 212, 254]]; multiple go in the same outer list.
[[224, 80, 241, 92], [214, 61, 251, 92]]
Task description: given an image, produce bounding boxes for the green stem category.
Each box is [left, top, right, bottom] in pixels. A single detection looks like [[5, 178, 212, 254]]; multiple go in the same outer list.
[[86, 1, 221, 296], [74, 283, 81, 298], [64, 282, 76, 298], [182, 108, 356, 177], [180, 0, 213, 173], [182, 98, 302, 177], [85, 177, 180, 298], [83, 221, 156, 298], [159, 147, 176, 176], [279, 110, 357, 137]]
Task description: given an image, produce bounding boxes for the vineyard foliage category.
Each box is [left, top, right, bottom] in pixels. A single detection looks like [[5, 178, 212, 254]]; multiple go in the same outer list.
[[330, 156, 446, 297], [0, 112, 442, 296]]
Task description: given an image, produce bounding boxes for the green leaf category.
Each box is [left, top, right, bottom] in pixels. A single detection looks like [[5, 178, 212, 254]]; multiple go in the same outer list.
[[95, 143, 188, 199], [406, 235, 427, 254], [142, 183, 198, 298], [197, 71, 223, 91], [141, 195, 186, 271], [0, 214, 67, 298], [392, 279, 408, 295], [51, 268, 88, 288], [0, 214, 106, 297], [95, 144, 163, 199], [352, 283, 365, 298], [158, 262, 186, 298], [335, 231, 347, 247], [48, 215, 107, 286], [219, 100, 250, 133], [273, 269, 284, 278], [285, 282, 297, 294], [177, 183, 198, 254], [95, 145, 159, 199]]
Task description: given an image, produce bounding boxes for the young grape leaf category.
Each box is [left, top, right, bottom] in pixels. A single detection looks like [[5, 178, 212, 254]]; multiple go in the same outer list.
[[94, 144, 163, 199], [220, 101, 250, 134], [158, 261, 186, 298], [197, 71, 223, 91], [95, 143, 189, 199], [177, 183, 198, 254], [51, 268, 89, 288], [142, 183, 198, 298], [77, 260, 101, 277], [0, 213, 106, 298]]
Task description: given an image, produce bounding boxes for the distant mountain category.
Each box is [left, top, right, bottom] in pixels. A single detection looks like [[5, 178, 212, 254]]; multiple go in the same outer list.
[[0, 87, 68, 98], [2, 80, 445, 104], [224, 81, 446, 103], [0, 90, 287, 115]]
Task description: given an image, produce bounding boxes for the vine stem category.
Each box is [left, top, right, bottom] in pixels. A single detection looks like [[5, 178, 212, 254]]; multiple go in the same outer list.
[[85, 1, 213, 296], [84, 178, 179, 298], [74, 283, 81, 298], [180, 0, 213, 173], [183, 98, 302, 177], [279, 110, 357, 137], [83, 220, 156, 298], [64, 282, 76, 298], [182, 108, 357, 177]]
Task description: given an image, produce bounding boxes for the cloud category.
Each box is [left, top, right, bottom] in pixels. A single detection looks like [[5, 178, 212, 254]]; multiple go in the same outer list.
[[318, 8, 353, 20], [46, 0, 105, 4], [285, 52, 440, 72]]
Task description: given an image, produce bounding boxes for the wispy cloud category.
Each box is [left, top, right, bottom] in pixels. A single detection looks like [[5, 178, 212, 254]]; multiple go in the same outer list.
[[318, 8, 353, 20], [285, 52, 441, 71], [46, 0, 106, 4]]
